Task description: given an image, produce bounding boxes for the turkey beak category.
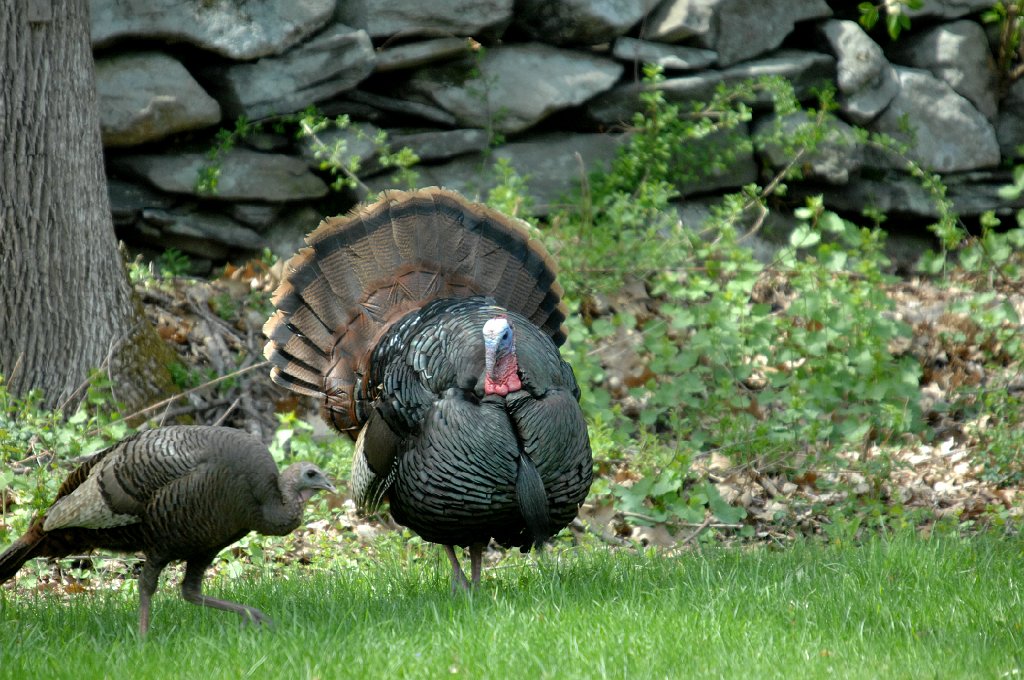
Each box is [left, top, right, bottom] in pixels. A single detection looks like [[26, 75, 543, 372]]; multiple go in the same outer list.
[[321, 479, 338, 494]]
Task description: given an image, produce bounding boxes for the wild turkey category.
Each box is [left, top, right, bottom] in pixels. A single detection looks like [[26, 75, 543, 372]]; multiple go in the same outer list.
[[264, 187, 592, 589], [0, 426, 335, 634]]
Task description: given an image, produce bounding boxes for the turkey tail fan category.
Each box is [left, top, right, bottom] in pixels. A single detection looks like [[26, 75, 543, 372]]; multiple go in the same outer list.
[[0, 521, 45, 583], [264, 187, 569, 436]]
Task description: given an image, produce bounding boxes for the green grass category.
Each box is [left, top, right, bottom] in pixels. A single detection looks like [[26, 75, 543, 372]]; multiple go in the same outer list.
[[1, 534, 1022, 679]]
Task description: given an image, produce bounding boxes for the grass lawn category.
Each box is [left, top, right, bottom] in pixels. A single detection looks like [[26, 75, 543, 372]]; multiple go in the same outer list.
[[1, 532, 1021, 679]]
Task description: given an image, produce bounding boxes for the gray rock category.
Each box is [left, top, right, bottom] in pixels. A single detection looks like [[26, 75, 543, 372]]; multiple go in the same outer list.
[[642, 0, 831, 66], [818, 19, 899, 125], [612, 37, 717, 71], [387, 128, 490, 162], [344, 90, 459, 127], [407, 45, 623, 134], [90, 0, 335, 60], [107, 178, 176, 226], [889, 20, 998, 121], [228, 204, 283, 231], [336, 0, 513, 38], [203, 24, 375, 119], [375, 38, 471, 72], [996, 78, 1024, 160], [262, 207, 325, 261], [754, 113, 863, 184], [114, 149, 329, 202], [640, 0, 711, 43], [812, 170, 1024, 219], [96, 52, 221, 148], [372, 132, 624, 214], [870, 67, 1000, 173], [513, 0, 650, 45], [905, 0, 992, 18], [588, 50, 835, 124], [142, 208, 266, 251]]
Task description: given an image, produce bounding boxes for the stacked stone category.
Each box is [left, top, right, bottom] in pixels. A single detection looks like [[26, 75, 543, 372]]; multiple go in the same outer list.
[[93, 0, 1022, 267]]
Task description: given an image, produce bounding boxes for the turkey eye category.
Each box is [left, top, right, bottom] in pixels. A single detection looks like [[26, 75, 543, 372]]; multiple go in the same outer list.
[[305, 470, 316, 478]]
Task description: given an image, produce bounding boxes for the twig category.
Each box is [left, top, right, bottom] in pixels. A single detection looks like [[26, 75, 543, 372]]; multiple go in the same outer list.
[[212, 396, 242, 427], [621, 510, 742, 530], [678, 516, 714, 547], [93, 361, 270, 434], [571, 518, 631, 547], [153, 398, 235, 424]]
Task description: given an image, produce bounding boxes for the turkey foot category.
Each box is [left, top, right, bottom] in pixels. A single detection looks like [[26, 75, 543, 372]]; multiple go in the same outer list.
[[444, 543, 486, 592]]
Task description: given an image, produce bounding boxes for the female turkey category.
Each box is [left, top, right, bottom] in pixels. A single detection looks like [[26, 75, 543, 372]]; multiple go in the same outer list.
[[0, 426, 335, 634], [264, 187, 593, 589]]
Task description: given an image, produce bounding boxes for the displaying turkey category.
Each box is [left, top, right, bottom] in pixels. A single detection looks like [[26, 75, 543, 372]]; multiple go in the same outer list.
[[264, 187, 592, 589], [0, 426, 335, 635]]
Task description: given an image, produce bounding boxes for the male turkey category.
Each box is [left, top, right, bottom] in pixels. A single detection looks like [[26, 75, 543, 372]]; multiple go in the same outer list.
[[264, 187, 593, 589], [0, 426, 335, 635]]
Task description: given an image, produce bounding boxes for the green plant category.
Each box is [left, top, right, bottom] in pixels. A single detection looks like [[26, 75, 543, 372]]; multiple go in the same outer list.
[[504, 67, 939, 529], [858, 0, 923, 39], [0, 371, 134, 543], [269, 410, 353, 481], [466, 45, 510, 149], [197, 107, 420, 198], [967, 390, 1024, 486], [156, 248, 191, 278], [983, 1, 1024, 88]]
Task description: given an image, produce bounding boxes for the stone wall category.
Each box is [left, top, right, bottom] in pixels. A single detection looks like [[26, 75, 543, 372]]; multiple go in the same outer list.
[[92, 0, 1024, 270]]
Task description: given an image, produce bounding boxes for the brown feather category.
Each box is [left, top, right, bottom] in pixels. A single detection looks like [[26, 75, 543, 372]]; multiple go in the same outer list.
[[264, 187, 567, 436]]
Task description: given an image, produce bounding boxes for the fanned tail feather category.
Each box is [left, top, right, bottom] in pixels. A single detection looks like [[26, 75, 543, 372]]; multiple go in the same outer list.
[[264, 187, 568, 437]]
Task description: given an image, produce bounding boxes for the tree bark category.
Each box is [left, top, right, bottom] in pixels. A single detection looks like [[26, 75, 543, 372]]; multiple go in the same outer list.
[[0, 0, 174, 411]]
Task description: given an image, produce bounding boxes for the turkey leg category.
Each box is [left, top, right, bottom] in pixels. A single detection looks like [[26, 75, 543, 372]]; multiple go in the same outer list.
[[180, 558, 271, 628]]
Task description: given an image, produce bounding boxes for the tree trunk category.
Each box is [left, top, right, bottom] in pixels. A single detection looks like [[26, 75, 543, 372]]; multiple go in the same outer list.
[[0, 0, 174, 411]]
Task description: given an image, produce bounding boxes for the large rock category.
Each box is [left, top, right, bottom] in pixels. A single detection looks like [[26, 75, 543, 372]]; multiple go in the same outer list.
[[336, 0, 513, 38], [387, 128, 490, 163], [588, 50, 835, 124], [612, 37, 717, 71], [113, 149, 329, 202], [870, 68, 1000, 173], [905, 0, 992, 18], [996, 79, 1024, 160], [262, 206, 325, 260], [140, 208, 267, 257], [90, 0, 335, 60], [372, 133, 624, 213], [374, 38, 471, 72], [642, 0, 832, 66], [814, 170, 1024, 219], [818, 20, 899, 125], [107, 178, 176, 227], [754, 113, 863, 184], [406, 45, 623, 134], [203, 24, 375, 119], [343, 90, 459, 127], [889, 20, 998, 121], [96, 52, 221, 148], [513, 0, 651, 45]]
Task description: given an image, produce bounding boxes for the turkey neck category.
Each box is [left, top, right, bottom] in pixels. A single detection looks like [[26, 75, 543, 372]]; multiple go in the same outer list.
[[253, 466, 309, 535]]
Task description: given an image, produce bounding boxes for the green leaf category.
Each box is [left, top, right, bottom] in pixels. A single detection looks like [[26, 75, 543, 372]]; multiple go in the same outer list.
[[789, 225, 821, 249], [706, 483, 747, 524], [820, 211, 846, 234]]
